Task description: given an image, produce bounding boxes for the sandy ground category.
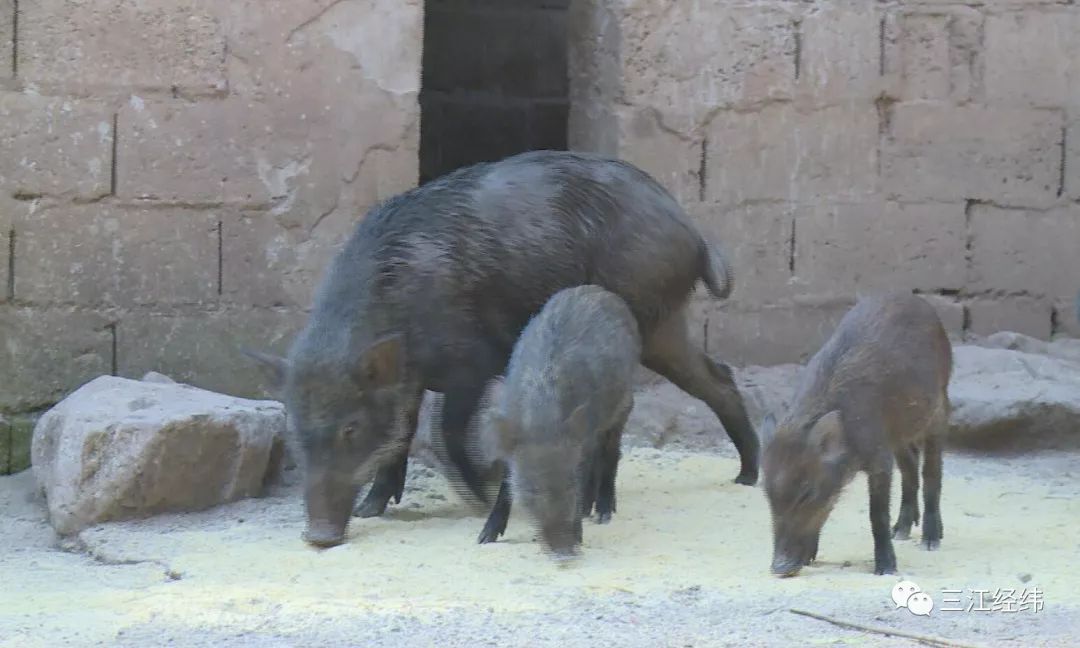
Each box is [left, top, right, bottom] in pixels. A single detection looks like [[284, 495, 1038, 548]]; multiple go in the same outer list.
[[2, 432, 1078, 648]]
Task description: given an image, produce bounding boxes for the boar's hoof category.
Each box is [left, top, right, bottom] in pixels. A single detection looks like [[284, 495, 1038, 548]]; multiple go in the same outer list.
[[922, 537, 941, 551], [550, 548, 581, 565], [595, 512, 613, 525], [734, 470, 758, 486], [477, 523, 507, 545], [891, 525, 912, 541], [353, 495, 390, 519], [873, 561, 897, 576]]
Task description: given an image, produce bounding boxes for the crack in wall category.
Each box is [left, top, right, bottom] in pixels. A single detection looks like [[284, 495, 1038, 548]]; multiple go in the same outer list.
[[11, 0, 17, 77], [698, 137, 708, 203], [793, 21, 802, 81], [217, 220, 223, 296], [1059, 126, 1067, 198], [110, 113, 119, 197], [6, 229, 14, 301]]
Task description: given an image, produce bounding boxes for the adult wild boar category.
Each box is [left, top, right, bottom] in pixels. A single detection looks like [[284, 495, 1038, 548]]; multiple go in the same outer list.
[[248, 150, 757, 548]]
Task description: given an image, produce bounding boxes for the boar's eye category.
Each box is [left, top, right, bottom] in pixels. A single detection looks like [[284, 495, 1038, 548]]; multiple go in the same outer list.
[[340, 424, 358, 442]]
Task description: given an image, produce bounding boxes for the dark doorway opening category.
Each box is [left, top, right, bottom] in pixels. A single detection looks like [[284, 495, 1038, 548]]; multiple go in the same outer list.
[[419, 1, 570, 184]]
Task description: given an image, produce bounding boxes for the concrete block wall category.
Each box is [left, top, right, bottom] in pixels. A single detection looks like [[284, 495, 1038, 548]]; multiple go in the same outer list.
[[570, 0, 1080, 366], [0, 0, 423, 414], [420, 0, 570, 183]]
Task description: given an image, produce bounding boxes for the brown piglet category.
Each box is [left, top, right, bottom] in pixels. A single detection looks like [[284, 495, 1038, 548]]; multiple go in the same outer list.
[[760, 292, 952, 576]]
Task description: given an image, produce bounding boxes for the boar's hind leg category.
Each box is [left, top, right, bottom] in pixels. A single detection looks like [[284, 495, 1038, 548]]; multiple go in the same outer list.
[[921, 421, 944, 550], [642, 308, 759, 485], [594, 400, 631, 524], [891, 444, 921, 540], [478, 474, 513, 544], [355, 389, 424, 518]]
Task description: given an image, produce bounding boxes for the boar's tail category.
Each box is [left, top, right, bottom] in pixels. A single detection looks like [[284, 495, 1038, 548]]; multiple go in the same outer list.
[[701, 242, 734, 300]]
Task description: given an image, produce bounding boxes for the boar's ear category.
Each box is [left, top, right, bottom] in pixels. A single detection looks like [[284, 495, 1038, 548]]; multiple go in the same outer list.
[[759, 413, 777, 445], [241, 348, 289, 397], [356, 333, 405, 387], [809, 410, 846, 463]]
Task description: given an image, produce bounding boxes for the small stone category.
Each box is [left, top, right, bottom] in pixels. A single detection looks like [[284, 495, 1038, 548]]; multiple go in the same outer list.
[[1019, 573, 1032, 583]]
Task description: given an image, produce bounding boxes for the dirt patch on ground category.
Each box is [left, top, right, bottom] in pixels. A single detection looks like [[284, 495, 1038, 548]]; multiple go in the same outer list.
[[3, 442, 1078, 647]]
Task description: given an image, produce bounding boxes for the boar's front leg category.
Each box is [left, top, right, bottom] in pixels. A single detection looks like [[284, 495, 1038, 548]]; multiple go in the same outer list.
[[868, 457, 898, 575], [593, 399, 631, 524], [355, 388, 424, 518]]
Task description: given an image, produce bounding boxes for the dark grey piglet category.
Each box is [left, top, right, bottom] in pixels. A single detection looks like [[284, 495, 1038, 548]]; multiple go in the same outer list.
[[474, 285, 640, 559], [247, 150, 756, 549], [761, 292, 952, 577]]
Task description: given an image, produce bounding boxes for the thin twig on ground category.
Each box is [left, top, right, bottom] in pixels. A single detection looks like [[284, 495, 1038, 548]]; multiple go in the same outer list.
[[789, 608, 986, 648]]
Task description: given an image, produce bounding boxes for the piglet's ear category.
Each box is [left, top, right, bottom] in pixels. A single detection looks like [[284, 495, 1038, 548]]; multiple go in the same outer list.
[[809, 410, 846, 463], [355, 333, 405, 387]]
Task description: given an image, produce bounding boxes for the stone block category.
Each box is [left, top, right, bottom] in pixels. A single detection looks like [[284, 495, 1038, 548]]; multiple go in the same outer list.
[[19, 0, 226, 94], [984, 9, 1080, 108], [968, 204, 1080, 302], [704, 103, 878, 206], [15, 205, 218, 306], [615, 105, 702, 207], [794, 202, 967, 294], [706, 298, 855, 367], [0, 94, 113, 199], [621, 3, 796, 132], [689, 202, 795, 303], [116, 308, 306, 401], [221, 211, 301, 308], [796, 4, 882, 105], [968, 298, 1053, 340], [31, 375, 284, 535], [116, 99, 276, 205], [567, 0, 620, 154], [0, 306, 113, 412], [882, 104, 1063, 207], [884, 7, 982, 103], [0, 0, 11, 79]]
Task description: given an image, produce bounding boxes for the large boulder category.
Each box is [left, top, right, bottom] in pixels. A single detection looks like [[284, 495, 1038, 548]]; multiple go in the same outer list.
[[947, 345, 1080, 452], [31, 375, 286, 535]]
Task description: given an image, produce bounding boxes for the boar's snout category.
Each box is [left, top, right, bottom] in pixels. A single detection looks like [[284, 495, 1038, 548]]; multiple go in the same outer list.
[[770, 553, 804, 578], [302, 467, 359, 549]]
